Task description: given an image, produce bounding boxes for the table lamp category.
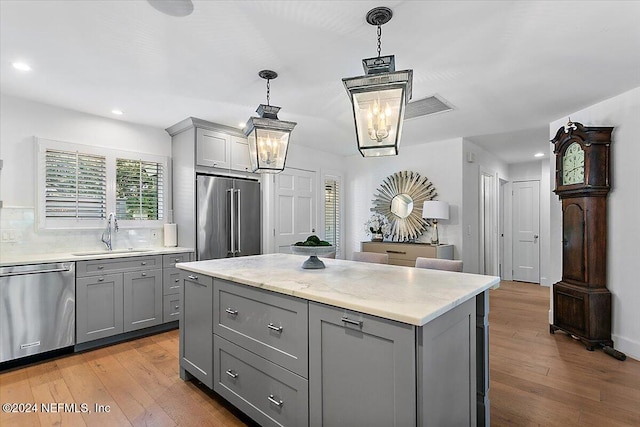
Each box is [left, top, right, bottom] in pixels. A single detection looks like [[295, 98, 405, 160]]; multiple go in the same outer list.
[[422, 200, 449, 245]]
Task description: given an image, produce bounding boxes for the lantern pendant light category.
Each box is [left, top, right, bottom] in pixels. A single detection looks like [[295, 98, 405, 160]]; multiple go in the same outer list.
[[244, 70, 297, 173], [342, 7, 413, 157]]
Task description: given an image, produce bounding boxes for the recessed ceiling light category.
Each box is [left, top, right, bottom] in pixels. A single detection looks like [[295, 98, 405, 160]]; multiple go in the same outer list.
[[238, 122, 246, 129], [112, 109, 124, 115], [534, 152, 544, 157], [12, 62, 31, 71]]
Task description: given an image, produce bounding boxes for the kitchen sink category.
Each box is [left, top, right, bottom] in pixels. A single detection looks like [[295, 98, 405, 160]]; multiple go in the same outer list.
[[71, 248, 154, 256]]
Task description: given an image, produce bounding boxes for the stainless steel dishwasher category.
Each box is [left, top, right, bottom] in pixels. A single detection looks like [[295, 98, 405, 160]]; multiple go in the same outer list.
[[0, 262, 75, 363]]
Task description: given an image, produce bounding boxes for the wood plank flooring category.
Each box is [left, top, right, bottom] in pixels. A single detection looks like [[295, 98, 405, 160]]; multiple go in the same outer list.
[[1, 280, 638, 426]]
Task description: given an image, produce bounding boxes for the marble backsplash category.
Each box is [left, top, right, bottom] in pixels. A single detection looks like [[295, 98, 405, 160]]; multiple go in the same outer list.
[[0, 207, 164, 258]]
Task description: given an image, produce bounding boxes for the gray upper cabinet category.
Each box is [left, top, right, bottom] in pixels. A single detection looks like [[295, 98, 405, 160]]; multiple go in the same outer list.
[[197, 128, 231, 169], [179, 272, 214, 388], [76, 273, 124, 343], [230, 135, 251, 172], [123, 269, 162, 332], [308, 302, 417, 427]]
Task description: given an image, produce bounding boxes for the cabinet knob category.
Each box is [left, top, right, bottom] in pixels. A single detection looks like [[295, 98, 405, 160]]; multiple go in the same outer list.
[[98, 277, 104, 282], [141, 262, 147, 266], [268, 395, 284, 408], [174, 305, 179, 310], [174, 258, 180, 262], [142, 272, 147, 277], [174, 279, 179, 283]]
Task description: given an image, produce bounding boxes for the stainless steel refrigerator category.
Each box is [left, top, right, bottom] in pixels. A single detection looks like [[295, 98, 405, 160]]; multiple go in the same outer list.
[[196, 175, 261, 260]]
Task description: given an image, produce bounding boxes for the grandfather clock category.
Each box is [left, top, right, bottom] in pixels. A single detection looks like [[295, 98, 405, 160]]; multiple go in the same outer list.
[[549, 121, 613, 350]]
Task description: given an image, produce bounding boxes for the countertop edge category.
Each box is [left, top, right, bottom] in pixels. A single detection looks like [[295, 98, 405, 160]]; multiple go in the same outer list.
[[1, 247, 195, 267]]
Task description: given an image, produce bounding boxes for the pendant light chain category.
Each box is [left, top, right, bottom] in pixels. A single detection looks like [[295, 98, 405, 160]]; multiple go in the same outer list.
[[377, 25, 382, 58], [266, 78, 271, 106]]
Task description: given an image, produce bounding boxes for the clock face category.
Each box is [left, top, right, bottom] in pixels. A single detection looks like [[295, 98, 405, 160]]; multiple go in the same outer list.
[[562, 142, 585, 185]]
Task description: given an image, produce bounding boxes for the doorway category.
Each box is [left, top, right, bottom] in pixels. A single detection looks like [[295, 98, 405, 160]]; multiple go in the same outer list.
[[479, 170, 499, 276], [274, 168, 317, 253], [512, 180, 540, 283]]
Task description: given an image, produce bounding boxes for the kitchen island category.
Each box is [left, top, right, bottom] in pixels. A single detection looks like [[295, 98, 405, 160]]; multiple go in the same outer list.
[[177, 253, 499, 427]]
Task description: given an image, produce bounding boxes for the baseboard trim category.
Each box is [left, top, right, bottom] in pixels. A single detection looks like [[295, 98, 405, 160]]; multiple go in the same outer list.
[[612, 334, 640, 361]]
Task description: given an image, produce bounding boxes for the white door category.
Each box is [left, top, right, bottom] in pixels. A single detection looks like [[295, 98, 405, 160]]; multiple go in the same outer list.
[[275, 168, 316, 253], [512, 180, 540, 283]]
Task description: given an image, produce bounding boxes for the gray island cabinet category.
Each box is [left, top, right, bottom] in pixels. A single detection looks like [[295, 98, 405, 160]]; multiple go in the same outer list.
[[177, 254, 499, 427]]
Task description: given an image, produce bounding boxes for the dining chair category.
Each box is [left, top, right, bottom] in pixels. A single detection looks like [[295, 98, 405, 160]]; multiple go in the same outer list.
[[352, 251, 389, 264], [414, 257, 463, 272]]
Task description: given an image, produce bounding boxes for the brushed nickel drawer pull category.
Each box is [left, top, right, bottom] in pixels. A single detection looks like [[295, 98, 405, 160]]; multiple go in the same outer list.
[[268, 395, 283, 407], [98, 278, 104, 282], [386, 250, 406, 254], [225, 308, 238, 316], [267, 323, 283, 333], [341, 316, 363, 327], [226, 369, 238, 379], [187, 275, 198, 280]]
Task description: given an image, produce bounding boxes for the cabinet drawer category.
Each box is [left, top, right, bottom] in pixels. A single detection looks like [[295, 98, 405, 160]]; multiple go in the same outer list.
[[77, 255, 162, 276], [361, 242, 436, 263], [163, 294, 180, 323], [214, 336, 308, 427], [163, 267, 181, 295], [163, 252, 191, 268], [214, 279, 308, 377]]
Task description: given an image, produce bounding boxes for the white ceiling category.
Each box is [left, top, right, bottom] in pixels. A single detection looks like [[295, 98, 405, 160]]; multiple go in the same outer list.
[[2, 1, 639, 163]]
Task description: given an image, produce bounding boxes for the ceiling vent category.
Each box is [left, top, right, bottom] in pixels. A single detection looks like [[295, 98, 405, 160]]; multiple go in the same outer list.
[[404, 94, 454, 120]]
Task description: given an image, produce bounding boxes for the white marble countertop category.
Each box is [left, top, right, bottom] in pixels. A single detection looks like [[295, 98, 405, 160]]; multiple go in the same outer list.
[[177, 253, 500, 326], [0, 246, 194, 267]]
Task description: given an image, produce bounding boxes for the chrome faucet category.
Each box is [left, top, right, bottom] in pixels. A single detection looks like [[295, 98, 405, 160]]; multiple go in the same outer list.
[[101, 212, 119, 251]]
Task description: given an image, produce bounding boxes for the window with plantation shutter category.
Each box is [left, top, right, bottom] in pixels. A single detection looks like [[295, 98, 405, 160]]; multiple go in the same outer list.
[[116, 159, 164, 221], [37, 137, 168, 229], [324, 177, 341, 258], [45, 149, 106, 219]]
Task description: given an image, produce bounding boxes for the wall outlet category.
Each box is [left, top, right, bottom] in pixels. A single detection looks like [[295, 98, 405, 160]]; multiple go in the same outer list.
[[1, 229, 17, 243]]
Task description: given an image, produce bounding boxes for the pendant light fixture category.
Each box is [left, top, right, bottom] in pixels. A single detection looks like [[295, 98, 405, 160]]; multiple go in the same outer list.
[[342, 7, 413, 157], [244, 70, 297, 173]]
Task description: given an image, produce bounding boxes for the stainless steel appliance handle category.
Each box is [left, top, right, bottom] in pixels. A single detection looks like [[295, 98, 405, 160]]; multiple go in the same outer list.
[[236, 188, 241, 255], [0, 263, 73, 277], [228, 188, 235, 255]]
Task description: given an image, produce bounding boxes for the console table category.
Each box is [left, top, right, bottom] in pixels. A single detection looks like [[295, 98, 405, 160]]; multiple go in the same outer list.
[[361, 241, 454, 266]]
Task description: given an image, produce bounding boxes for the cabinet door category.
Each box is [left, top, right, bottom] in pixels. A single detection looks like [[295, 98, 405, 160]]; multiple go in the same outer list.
[[308, 302, 416, 427], [180, 272, 214, 388], [231, 135, 251, 172], [123, 269, 163, 332], [163, 267, 181, 295], [76, 273, 124, 344], [196, 128, 230, 169]]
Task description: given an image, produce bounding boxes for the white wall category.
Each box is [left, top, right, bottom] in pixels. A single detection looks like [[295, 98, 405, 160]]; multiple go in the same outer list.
[[0, 94, 171, 255], [462, 139, 509, 274], [344, 138, 464, 261], [549, 86, 640, 360]]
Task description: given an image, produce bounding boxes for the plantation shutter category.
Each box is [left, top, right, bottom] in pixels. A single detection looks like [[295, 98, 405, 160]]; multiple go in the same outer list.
[[45, 149, 106, 219], [116, 158, 164, 220], [324, 178, 341, 257]]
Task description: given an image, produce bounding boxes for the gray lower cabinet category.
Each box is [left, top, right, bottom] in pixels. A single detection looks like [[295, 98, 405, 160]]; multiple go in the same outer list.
[[308, 302, 417, 427], [123, 269, 162, 332], [76, 273, 124, 343], [179, 272, 213, 388], [214, 336, 308, 427]]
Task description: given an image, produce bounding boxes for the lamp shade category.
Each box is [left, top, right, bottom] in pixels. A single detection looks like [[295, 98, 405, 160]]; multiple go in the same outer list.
[[422, 200, 449, 220]]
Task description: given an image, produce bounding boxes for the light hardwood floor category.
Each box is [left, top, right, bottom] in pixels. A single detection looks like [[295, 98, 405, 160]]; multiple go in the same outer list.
[[1, 280, 639, 426]]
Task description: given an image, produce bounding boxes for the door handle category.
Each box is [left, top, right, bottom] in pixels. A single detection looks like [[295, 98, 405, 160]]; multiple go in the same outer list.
[[228, 188, 235, 255], [534, 235, 539, 242], [236, 189, 241, 255]]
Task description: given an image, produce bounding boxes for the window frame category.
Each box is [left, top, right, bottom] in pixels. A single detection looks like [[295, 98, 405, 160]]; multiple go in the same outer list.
[[36, 137, 169, 230]]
